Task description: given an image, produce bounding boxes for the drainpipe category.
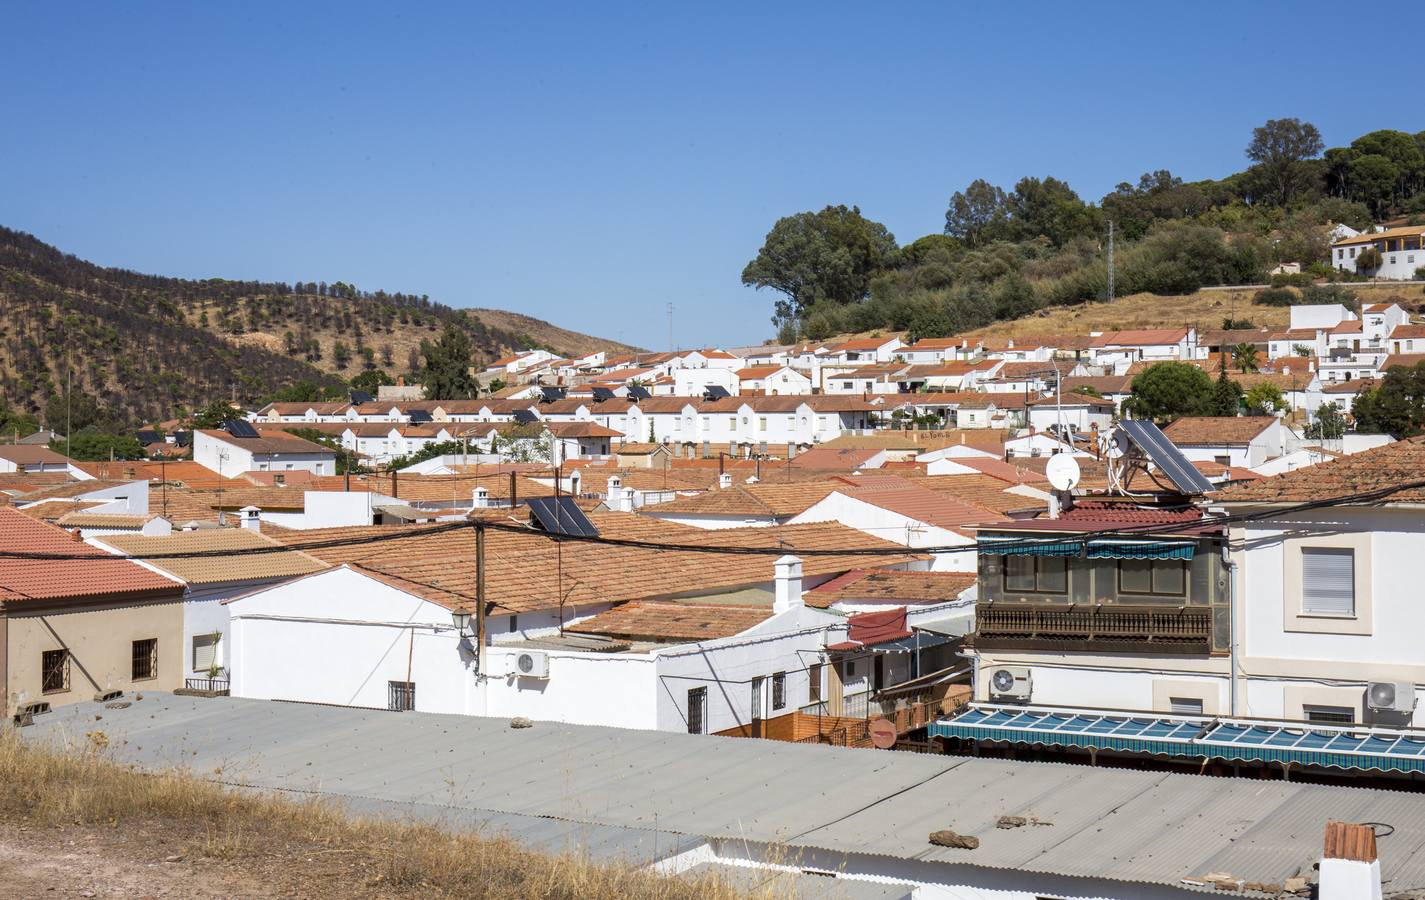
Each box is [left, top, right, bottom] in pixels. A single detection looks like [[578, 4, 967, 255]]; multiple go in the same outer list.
[[1224, 534, 1239, 718]]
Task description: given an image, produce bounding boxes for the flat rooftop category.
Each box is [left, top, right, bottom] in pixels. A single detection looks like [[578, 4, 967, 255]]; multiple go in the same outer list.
[[18, 694, 1425, 896]]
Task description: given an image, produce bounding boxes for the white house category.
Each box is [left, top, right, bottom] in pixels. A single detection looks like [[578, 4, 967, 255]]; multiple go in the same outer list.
[[732, 365, 812, 396], [1331, 225, 1425, 280], [1162, 416, 1293, 469], [1026, 390, 1115, 435], [193, 428, 337, 478], [0, 445, 90, 477], [94, 527, 327, 685]]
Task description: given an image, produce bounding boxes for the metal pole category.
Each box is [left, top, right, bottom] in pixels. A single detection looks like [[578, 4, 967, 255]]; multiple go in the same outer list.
[[1106, 220, 1115, 303], [475, 520, 487, 677]]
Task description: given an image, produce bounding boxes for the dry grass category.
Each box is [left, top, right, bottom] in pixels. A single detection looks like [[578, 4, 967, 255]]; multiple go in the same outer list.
[[0, 730, 755, 899]]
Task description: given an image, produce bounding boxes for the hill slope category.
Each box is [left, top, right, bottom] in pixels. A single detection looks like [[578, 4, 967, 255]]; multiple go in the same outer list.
[[470, 308, 642, 359], [0, 227, 632, 427]]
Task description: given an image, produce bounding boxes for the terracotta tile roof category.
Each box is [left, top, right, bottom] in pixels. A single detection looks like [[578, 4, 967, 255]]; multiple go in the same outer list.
[[786, 447, 882, 470], [822, 431, 1012, 453], [273, 516, 921, 614], [15, 480, 132, 502], [0, 472, 74, 495], [1323, 378, 1375, 395], [543, 421, 623, 439], [1332, 224, 1425, 247], [902, 474, 1046, 514], [1381, 353, 1425, 371], [827, 606, 911, 650], [0, 508, 180, 604], [1090, 328, 1188, 348], [1162, 416, 1279, 446], [1268, 328, 1321, 342], [1030, 390, 1114, 409], [1329, 319, 1363, 334], [1389, 324, 1425, 340], [100, 529, 327, 585], [260, 401, 352, 415], [198, 429, 334, 455], [950, 457, 1047, 485], [1215, 435, 1422, 504], [53, 511, 157, 529], [827, 476, 1009, 535], [807, 568, 976, 608], [645, 482, 836, 518], [902, 338, 964, 351], [14, 500, 103, 522], [734, 365, 785, 379], [565, 601, 771, 642], [0, 445, 72, 465], [829, 337, 898, 352]]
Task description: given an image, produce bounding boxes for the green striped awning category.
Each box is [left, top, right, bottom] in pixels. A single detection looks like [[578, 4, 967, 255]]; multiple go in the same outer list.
[[981, 537, 1194, 559]]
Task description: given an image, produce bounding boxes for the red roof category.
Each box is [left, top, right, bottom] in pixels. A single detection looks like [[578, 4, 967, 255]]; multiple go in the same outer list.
[[0, 508, 180, 604], [979, 499, 1212, 535], [827, 606, 911, 651]]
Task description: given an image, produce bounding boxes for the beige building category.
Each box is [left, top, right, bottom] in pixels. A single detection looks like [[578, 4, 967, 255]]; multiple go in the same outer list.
[[1, 508, 184, 719]]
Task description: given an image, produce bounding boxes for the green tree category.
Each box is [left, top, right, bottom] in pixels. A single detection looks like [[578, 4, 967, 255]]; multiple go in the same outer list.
[[332, 340, 352, 369], [268, 381, 332, 403], [0, 399, 39, 439], [1231, 342, 1260, 373], [1125, 362, 1216, 422], [741, 205, 898, 324], [944, 179, 1009, 248], [904, 300, 953, 343], [420, 326, 479, 400], [1210, 359, 1243, 416], [190, 400, 245, 429], [993, 272, 1039, 319], [1245, 118, 1324, 205], [1353, 362, 1425, 437], [1349, 154, 1400, 217], [1304, 402, 1346, 440], [1004, 176, 1099, 246], [43, 390, 116, 434], [1244, 383, 1286, 415], [1356, 246, 1383, 275], [56, 431, 145, 461], [350, 369, 395, 395]]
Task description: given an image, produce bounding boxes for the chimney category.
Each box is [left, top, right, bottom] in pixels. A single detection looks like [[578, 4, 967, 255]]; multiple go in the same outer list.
[[719, 472, 733, 489], [240, 505, 261, 532], [607, 474, 622, 510], [773, 555, 804, 614], [623, 486, 636, 511], [1319, 821, 1382, 900], [473, 486, 490, 509]]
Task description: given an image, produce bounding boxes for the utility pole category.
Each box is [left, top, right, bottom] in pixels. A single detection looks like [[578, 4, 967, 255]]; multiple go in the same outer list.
[[1106, 220, 1115, 304]]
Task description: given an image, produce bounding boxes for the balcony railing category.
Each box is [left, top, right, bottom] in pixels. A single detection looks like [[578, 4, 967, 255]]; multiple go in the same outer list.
[[183, 676, 231, 694], [972, 604, 1212, 654]]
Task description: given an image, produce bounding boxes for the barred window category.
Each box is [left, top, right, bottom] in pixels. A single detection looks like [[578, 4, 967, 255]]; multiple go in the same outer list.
[[772, 671, 786, 710], [131, 638, 158, 681], [42, 649, 70, 694], [388, 681, 416, 712]]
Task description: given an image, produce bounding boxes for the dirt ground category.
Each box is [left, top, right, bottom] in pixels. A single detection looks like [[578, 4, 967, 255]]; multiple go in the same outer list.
[[0, 820, 398, 899]]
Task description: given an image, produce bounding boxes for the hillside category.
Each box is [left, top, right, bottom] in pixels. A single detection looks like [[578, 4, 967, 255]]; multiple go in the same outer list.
[[0, 227, 632, 427], [470, 308, 642, 358]]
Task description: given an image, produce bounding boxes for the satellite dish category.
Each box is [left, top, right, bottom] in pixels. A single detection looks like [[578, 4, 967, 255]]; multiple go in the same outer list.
[[1045, 454, 1081, 492], [1102, 430, 1128, 460]]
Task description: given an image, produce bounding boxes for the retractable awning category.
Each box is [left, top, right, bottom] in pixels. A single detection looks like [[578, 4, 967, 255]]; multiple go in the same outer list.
[[981, 536, 1195, 560]]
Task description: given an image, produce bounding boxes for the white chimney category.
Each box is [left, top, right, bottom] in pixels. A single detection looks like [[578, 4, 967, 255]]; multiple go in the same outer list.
[[473, 486, 490, 509], [719, 472, 733, 489], [1319, 821, 1382, 900], [773, 554, 804, 614], [623, 486, 636, 511], [239, 505, 261, 532], [606, 475, 625, 512]]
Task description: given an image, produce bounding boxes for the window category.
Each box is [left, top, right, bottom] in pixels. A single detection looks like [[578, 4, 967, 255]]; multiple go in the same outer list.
[[41, 649, 70, 694], [873, 655, 885, 691], [1169, 697, 1203, 716], [131, 638, 158, 681], [808, 663, 823, 703], [772, 672, 786, 710], [758, 417, 767, 430], [1303, 704, 1354, 724], [1118, 559, 1186, 596], [1003, 555, 1068, 593], [687, 687, 707, 734], [508, 614, 518, 632], [388, 680, 416, 711], [191, 634, 219, 672], [751, 676, 764, 721], [1301, 548, 1354, 615], [1214, 454, 1231, 466]]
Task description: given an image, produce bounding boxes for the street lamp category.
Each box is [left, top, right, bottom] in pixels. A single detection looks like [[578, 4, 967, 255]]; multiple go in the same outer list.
[[451, 610, 471, 635]]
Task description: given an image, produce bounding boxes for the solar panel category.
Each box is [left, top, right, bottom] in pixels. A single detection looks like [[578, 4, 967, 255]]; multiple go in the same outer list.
[[511, 409, 539, 425], [625, 384, 651, 401], [408, 409, 434, 423], [349, 390, 375, 404], [539, 387, 565, 403], [702, 385, 730, 400], [591, 387, 615, 402], [223, 420, 260, 438], [1117, 419, 1215, 495], [527, 496, 599, 537]]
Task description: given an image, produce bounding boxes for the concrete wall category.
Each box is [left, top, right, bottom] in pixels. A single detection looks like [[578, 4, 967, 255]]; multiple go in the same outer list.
[[4, 595, 185, 716], [791, 493, 977, 572]]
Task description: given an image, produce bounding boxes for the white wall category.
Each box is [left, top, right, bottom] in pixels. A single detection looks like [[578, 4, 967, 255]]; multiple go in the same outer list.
[[791, 492, 976, 572]]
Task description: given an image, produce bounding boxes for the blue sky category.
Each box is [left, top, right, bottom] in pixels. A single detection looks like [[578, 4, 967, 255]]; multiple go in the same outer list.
[[1, 2, 1412, 350]]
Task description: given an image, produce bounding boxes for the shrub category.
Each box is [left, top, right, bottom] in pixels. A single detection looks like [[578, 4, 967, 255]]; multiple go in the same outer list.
[[1253, 287, 1298, 307], [1270, 272, 1313, 288], [1415, 266, 1425, 282], [1299, 283, 1358, 310]]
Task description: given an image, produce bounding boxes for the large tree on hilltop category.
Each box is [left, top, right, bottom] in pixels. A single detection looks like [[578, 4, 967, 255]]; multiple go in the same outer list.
[[1245, 118, 1324, 206], [741, 205, 898, 327], [421, 326, 479, 400], [944, 179, 1008, 248]]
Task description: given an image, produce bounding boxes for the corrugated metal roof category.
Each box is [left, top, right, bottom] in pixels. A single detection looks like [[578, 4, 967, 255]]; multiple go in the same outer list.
[[20, 695, 1425, 895]]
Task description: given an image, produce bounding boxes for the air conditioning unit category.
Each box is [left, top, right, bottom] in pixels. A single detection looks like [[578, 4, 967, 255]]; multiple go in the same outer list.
[[1366, 680, 1416, 714], [512, 651, 550, 679], [987, 666, 1032, 702]]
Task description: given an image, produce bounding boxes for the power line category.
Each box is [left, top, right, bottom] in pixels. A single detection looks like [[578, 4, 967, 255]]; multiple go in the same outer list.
[[3, 478, 1424, 562]]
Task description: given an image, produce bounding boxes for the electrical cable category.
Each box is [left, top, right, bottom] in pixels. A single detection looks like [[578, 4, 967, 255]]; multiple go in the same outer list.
[[2, 476, 1424, 562]]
